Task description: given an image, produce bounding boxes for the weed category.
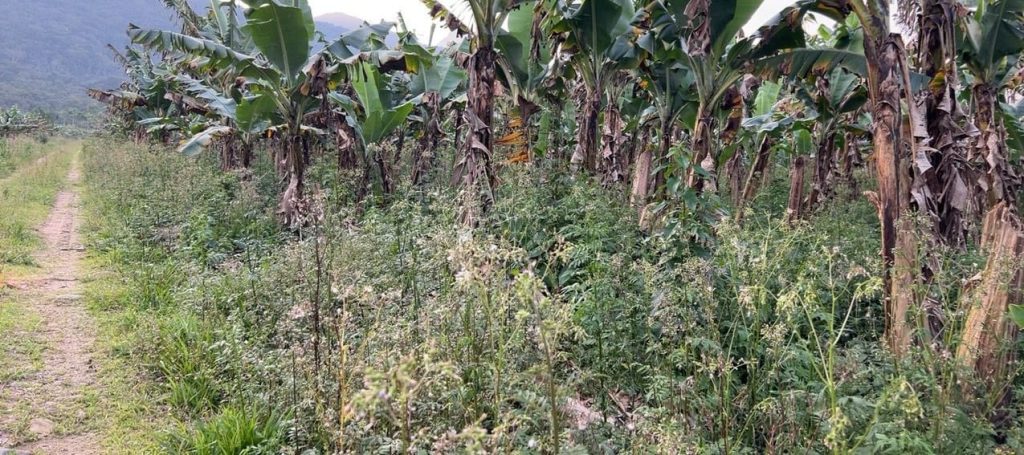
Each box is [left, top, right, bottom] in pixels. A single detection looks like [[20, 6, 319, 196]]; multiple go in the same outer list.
[[77, 137, 1024, 453], [162, 407, 286, 455]]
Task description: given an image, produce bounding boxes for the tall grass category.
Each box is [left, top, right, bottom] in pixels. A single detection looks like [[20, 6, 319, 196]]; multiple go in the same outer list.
[[0, 137, 49, 179], [0, 139, 77, 271], [81, 137, 1024, 453]]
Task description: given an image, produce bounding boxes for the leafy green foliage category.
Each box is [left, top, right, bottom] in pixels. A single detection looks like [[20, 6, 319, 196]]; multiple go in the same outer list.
[[163, 407, 286, 454], [349, 63, 415, 145], [243, 2, 311, 82]]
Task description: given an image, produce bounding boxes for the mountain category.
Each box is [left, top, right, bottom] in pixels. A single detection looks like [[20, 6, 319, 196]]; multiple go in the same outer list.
[[0, 2, 362, 117], [316, 12, 365, 32], [316, 12, 403, 47], [0, 1, 195, 115]]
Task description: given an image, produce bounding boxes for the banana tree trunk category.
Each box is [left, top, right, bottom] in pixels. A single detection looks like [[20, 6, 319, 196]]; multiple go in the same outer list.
[[726, 152, 744, 207], [956, 202, 1023, 401], [572, 89, 600, 173], [630, 124, 657, 216], [840, 132, 859, 197], [452, 106, 464, 153], [239, 137, 253, 170], [785, 156, 806, 225], [688, 106, 716, 193], [274, 137, 288, 178], [600, 105, 626, 185], [918, 0, 970, 245], [653, 119, 675, 199], [220, 134, 237, 171], [374, 143, 395, 196], [413, 93, 442, 186], [806, 130, 837, 211], [549, 103, 564, 163], [279, 133, 305, 227], [721, 88, 745, 206], [740, 135, 774, 207], [864, 31, 908, 352], [973, 83, 1021, 210], [452, 47, 498, 226], [337, 120, 359, 170]]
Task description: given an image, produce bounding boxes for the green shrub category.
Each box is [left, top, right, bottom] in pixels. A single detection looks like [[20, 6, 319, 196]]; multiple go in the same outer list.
[[155, 312, 223, 414], [163, 407, 286, 455], [80, 137, 1024, 453]]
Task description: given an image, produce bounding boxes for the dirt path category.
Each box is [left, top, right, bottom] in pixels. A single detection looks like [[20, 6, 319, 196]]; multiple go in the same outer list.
[[0, 156, 100, 454]]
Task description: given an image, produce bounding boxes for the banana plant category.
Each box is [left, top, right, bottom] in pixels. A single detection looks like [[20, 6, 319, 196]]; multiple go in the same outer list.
[[408, 48, 468, 185], [637, 0, 769, 192], [544, 0, 638, 175], [732, 0, 913, 348], [808, 0, 923, 355], [735, 78, 794, 208], [330, 62, 416, 196], [130, 0, 319, 227], [794, 66, 867, 210], [631, 50, 697, 207], [90, 43, 184, 142], [423, 0, 524, 225], [960, 0, 1024, 209], [0, 107, 50, 138], [914, 0, 973, 246], [494, 1, 551, 164], [314, 20, 404, 171], [663, 0, 867, 193]]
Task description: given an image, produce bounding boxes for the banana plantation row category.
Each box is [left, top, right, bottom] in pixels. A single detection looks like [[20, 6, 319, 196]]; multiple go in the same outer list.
[[93, 0, 1022, 393], [0, 107, 52, 138]]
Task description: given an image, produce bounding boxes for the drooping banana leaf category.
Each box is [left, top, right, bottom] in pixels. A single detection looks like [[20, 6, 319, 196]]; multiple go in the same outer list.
[[209, 0, 253, 51], [179, 125, 234, 156], [128, 26, 254, 66], [710, 0, 766, 56], [236, 94, 279, 133], [325, 22, 395, 60], [744, 0, 852, 60], [245, 0, 315, 38], [753, 80, 781, 116], [756, 48, 867, 79], [549, 0, 635, 61], [170, 74, 237, 118], [757, 47, 930, 90], [496, 1, 552, 92], [828, 67, 868, 114], [1002, 101, 1024, 160]]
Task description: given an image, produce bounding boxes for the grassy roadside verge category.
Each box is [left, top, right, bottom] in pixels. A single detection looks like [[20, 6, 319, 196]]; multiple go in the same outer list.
[[78, 137, 281, 453], [79, 256, 173, 454], [0, 294, 43, 384], [0, 137, 52, 180], [0, 139, 77, 386], [76, 139, 174, 453], [0, 139, 78, 275]]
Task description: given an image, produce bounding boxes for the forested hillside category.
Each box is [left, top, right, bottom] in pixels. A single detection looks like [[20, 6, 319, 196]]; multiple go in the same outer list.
[[0, 1, 351, 115], [0, 0, 187, 113]]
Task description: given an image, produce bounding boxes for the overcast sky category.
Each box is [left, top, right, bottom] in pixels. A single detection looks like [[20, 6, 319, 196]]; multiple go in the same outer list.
[[309, 0, 800, 42]]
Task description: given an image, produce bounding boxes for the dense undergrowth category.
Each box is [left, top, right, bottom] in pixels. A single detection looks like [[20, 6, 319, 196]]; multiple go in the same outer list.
[[81, 137, 1023, 453]]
